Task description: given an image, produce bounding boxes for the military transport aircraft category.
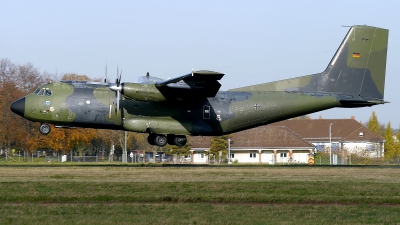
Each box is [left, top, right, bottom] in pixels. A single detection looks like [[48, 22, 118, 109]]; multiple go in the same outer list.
[[10, 25, 389, 147]]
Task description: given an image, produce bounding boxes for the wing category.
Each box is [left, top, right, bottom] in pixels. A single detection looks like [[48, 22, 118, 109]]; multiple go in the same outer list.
[[155, 70, 224, 100]]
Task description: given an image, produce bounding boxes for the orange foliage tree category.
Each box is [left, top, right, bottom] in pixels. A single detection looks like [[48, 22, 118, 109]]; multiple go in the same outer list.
[[2, 61, 149, 157], [0, 58, 51, 153]]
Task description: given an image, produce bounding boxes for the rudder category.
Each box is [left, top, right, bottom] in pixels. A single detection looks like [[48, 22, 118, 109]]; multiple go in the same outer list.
[[320, 25, 388, 100]]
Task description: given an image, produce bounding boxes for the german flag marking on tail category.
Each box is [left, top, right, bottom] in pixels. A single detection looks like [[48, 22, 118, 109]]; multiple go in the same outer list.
[[353, 53, 360, 58]]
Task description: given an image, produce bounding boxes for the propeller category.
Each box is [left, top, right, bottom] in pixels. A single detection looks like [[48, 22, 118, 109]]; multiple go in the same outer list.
[[109, 66, 123, 114]]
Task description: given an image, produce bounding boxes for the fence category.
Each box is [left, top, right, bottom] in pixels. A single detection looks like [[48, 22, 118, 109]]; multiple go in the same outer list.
[[314, 152, 387, 165], [0, 152, 42, 162], [44, 155, 99, 163], [71, 156, 98, 162], [111, 153, 172, 163], [45, 155, 61, 163], [1, 151, 398, 165]]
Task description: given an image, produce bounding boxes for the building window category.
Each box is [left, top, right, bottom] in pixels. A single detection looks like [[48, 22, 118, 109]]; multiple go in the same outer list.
[[359, 132, 364, 137], [250, 151, 256, 158], [366, 144, 376, 151], [280, 152, 287, 158], [331, 143, 340, 151], [230, 153, 235, 159], [316, 144, 326, 152], [197, 152, 204, 158]]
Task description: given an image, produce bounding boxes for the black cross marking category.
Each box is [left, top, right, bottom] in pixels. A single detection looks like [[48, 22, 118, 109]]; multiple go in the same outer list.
[[254, 104, 260, 110]]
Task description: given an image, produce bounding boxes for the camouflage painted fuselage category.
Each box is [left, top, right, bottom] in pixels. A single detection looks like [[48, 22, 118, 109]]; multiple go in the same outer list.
[[13, 25, 389, 137], [23, 80, 343, 136]]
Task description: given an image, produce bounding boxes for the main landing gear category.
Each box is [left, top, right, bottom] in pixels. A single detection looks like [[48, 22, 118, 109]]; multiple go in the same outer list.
[[39, 123, 51, 135], [147, 134, 187, 147]]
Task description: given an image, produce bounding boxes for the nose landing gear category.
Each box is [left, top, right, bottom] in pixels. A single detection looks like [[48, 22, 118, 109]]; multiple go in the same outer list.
[[39, 123, 51, 135]]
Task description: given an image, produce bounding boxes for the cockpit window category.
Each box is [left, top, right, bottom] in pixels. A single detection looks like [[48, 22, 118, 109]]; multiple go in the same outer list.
[[45, 89, 52, 96], [35, 88, 52, 96]]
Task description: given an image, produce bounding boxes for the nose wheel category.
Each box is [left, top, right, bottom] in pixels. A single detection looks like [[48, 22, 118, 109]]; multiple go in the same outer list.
[[39, 123, 51, 135]]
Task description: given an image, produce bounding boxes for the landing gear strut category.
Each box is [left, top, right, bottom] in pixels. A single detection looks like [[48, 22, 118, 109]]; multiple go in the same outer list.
[[39, 123, 51, 135]]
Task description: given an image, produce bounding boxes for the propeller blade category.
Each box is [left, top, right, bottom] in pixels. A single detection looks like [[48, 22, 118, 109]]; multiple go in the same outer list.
[[114, 66, 122, 113], [118, 70, 122, 85], [104, 64, 108, 83], [116, 91, 120, 113], [115, 66, 123, 87], [107, 66, 124, 114]]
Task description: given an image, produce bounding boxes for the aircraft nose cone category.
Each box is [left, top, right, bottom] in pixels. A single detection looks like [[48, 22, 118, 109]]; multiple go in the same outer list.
[[10, 97, 25, 117]]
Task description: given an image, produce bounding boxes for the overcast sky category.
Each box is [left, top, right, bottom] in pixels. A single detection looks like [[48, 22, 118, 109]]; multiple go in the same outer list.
[[2, 0, 399, 127]]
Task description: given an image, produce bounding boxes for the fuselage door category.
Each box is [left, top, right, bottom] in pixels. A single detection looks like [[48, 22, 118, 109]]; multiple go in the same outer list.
[[203, 105, 210, 119]]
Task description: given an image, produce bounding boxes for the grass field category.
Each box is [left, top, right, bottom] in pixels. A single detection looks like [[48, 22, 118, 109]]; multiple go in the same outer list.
[[0, 166, 399, 224]]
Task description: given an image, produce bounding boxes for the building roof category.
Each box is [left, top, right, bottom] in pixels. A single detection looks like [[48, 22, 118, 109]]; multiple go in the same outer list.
[[270, 119, 384, 143], [190, 126, 315, 149]]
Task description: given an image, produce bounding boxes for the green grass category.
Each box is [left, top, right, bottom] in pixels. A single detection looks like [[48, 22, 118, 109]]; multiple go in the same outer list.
[[1, 203, 399, 225], [0, 167, 399, 224]]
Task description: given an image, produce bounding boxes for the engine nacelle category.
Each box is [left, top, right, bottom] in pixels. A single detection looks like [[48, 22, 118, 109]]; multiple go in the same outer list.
[[121, 83, 166, 102]]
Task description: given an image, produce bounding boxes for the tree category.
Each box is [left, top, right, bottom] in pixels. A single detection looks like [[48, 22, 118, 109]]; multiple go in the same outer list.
[[0, 59, 131, 159], [61, 73, 102, 82], [169, 138, 191, 156], [384, 122, 395, 160], [61, 73, 91, 81], [168, 137, 191, 163], [67, 128, 97, 156], [0, 58, 52, 154], [368, 111, 381, 136], [128, 133, 149, 151], [395, 128, 400, 162], [209, 135, 231, 161]]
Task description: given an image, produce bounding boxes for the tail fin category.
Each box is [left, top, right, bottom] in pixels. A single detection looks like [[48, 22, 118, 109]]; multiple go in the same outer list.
[[230, 25, 389, 101], [320, 25, 388, 100]]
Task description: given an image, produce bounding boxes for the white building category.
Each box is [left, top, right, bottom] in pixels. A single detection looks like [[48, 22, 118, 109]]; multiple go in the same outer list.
[[190, 126, 315, 164], [272, 119, 385, 158]]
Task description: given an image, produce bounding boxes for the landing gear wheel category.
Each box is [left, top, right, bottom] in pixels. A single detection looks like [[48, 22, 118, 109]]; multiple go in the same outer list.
[[147, 134, 156, 145], [174, 135, 187, 146], [167, 134, 176, 145], [154, 135, 167, 147], [39, 123, 51, 135], [167, 135, 187, 146]]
